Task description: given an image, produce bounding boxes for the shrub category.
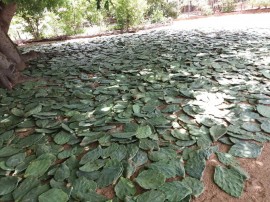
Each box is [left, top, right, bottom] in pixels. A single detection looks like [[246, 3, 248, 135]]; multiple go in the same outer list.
[[150, 9, 165, 23], [220, 0, 236, 12], [200, 4, 214, 15], [20, 13, 46, 39], [57, 0, 88, 35], [114, 0, 147, 31], [43, 12, 64, 37], [15, 0, 64, 39], [147, 0, 180, 23], [163, 0, 180, 18], [85, 1, 108, 26], [193, 0, 214, 15], [249, 0, 270, 8]]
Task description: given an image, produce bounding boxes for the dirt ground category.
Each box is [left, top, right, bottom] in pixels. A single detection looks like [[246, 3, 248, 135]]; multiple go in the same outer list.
[[144, 12, 270, 33], [193, 143, 270, 202]]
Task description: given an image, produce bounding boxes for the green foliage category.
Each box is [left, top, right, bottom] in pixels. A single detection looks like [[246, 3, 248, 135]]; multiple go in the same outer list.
[[214, 166, 245, 197], [200, 4, 214, 15], [39, 188, 69, 202], [147, 0, 179, 23], [15, 0, 64, 15], [85, 1, 108, 26], [164, 1, 180, 18], [219, 0, 236, 12], [6, 0, 63, 39], [179, 0, 237, 15], [57, 0, 87, 36], [0, 176, 19, 195], [195, 0, 214, 15], [1, 0, 61, 11], [3, 0, 87, 38], [158, 181, 192, 201], [16, 14, 41, 39], [114, 177, 136, 200], [257, 104, 270, 118], [249, 0, 270, 7], [95, 0, 110, 10], [42, 12, 64, 37], [179, 0, 213, 15], [113, 0, 147, 31], [135, 170, 166, 189], [149, 9, 165, 23]]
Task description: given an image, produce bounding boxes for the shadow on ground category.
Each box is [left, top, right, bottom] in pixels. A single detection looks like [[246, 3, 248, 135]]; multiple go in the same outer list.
[[0, 23, 270, 201]]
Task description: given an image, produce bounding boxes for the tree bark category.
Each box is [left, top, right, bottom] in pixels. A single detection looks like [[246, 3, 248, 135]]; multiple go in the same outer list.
[[0, 1, 28, 89], [0, 27, 26, 70], [0, 51, 14, 69], [0, 2, 17, 34], [0, 51, 16, 89]]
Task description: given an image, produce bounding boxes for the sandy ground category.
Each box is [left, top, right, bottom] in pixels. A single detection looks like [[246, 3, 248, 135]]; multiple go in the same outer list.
[[192, 143, 270, 202], [140, 12, 270, 34]]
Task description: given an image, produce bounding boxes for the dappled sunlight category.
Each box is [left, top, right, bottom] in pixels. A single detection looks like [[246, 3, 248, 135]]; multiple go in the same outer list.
[[209, 159, 219, 164], [255, 161, 263, 167], [154, 13, 270, 34], [100, 107, 112, 112]]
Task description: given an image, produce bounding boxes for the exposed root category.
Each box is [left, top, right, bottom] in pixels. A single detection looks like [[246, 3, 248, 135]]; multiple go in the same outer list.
[[0, 65, 16, 90], [21, 50, 43, 62], [13, 72, 39, 85]]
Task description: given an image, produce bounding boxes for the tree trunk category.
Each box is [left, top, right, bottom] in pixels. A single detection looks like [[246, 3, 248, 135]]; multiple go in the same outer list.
[[0, 51, 16, 89], [0, 51, 14, 69], [0, 27, 26, 70], [0, 1, 27, 89], [0, 2, 17, 34]]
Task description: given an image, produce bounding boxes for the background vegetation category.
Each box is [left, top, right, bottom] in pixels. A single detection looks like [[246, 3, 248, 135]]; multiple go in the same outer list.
[[8, 0, 270, 40]]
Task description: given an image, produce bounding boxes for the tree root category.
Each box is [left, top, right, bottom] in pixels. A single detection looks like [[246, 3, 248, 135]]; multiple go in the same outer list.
[[14, 72, 38, 85], [21, 50, 42, 62], [0, 69, 40, 90], [0, 64, 16, 90]]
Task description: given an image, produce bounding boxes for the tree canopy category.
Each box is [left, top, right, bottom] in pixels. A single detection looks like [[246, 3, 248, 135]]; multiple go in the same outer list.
[[1, 0, 65, 15]]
